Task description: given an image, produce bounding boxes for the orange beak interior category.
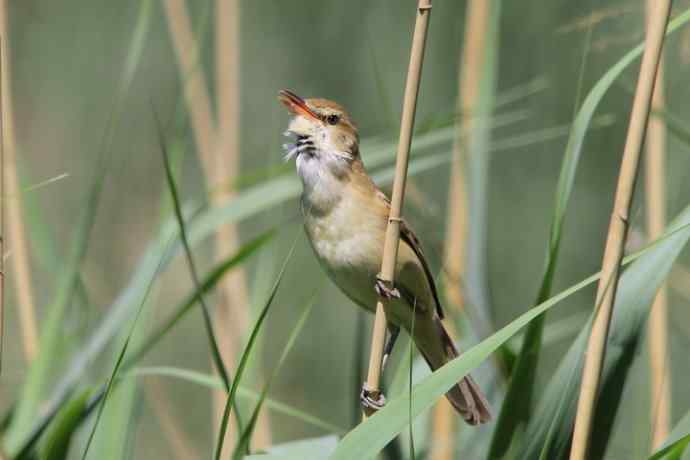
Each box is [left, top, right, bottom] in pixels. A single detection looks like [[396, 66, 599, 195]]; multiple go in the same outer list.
[[278, 89, 319, 121]]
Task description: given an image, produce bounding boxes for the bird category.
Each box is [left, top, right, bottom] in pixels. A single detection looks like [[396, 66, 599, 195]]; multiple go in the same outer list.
[[278, 89, 491, 425]]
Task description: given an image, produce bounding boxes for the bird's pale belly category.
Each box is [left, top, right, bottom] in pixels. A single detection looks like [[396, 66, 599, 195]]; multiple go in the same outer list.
[[303, 202, 385, 313]]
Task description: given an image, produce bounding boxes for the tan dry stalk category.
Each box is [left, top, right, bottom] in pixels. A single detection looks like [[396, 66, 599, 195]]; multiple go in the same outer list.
[[569, 2, 672, 459], [0, 3, 39, 362], [364, 0, 432, 418], [644, 0, 671, 448], [0, 34, 4, 370], [214, 0, 271, 451], [145, 378, 200, 460], [163, 0, 269, 451], [431, 0, 489, 457]]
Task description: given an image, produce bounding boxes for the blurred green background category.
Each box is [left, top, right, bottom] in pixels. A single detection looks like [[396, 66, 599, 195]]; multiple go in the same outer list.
[[3, 0, 690, 458]]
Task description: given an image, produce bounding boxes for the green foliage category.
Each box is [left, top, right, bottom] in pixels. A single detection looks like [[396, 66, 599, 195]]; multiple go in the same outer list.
[[328, 205, 690, 460], [37, 391, 91, 460], [488, 9, 690, 458]]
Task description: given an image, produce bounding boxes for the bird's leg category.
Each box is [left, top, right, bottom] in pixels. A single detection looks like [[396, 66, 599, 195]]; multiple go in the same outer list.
[[381, 325, 401, 373], [375, 274, 401, 299], [360, 326, 400, 414]]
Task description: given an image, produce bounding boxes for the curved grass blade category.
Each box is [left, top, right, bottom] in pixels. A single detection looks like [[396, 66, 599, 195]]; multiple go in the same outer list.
[[78, 235, 173, 460], [12, 230, 272, 459], [154, 107, 233, 394], [648, 411, 690, 460], [214, 238, 297, 460], [127, 366, 345, 434], [233, 295, 316, 458], [328, 206, 690, 460], [488, 9, 690, 458], [2, 0, 154, 455], [37, 390, 91, 460], [519, 203, 690, 459]]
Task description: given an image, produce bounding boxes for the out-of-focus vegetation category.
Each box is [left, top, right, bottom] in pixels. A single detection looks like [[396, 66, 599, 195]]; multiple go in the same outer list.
[[2, 0, 690, 459]]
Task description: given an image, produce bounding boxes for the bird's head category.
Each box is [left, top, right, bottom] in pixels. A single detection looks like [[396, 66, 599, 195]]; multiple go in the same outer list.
[[279, 89, 359, 179]]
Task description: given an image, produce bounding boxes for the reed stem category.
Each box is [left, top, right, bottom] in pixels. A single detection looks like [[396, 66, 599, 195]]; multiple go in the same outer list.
[[569, 2, 672, 458], [644, 0, 671, 449], [0, 2, 39, 363], [364, 0, 432, 418], [432, 0, 489, 456]]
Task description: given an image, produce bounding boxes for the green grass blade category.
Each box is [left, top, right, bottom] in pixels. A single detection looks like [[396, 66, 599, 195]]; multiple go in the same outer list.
[[214, 238, 298, 460], [154, 108, 233, 393], [488, 9, 690, 458], [37, 390, 91, 460], [2, 1, 154, 455], [233, 295, 316, 458], [519, 203, 690, 459], [11, 230, 272, 458], [126, 366, 345, 434], [78, 236, 173, 460], [328, 205, 690, 460]]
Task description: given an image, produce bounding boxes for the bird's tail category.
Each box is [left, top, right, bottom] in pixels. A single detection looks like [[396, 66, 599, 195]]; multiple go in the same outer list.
[[418, 318, 492, 425]]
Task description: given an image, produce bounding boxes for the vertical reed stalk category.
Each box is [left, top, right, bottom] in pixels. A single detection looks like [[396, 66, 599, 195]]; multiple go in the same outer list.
[[0, 35, 4, 371], [145, 378, 200, 460], [432, 0, 489, 457], [215, 0, 271, 451], [644, 0, 671, 449], [569, 3, 672, 459], [0, 2, 39, 362], [163, 0, 268, 452], [364, 0, 432, 418]]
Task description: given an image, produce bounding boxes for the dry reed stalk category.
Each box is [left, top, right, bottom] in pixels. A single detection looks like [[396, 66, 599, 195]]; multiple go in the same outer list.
[[569, 2, 672, 459], [364, 0, 432, 418], [644, 0, 671, 448], [214, 0, 271, 451], [145, 378, 200, 460], [163, 0, 269, 451], [0, 35, 4, 370], [431, 0, 489, 457], [0, 2, 39, 362]]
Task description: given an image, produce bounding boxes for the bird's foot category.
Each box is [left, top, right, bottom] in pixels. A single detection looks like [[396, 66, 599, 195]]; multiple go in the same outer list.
[[360, 383, 386, 414], [375, 275, 401, 300]]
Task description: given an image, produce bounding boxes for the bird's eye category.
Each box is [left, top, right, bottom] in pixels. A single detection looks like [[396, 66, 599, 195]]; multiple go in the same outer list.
[[326, 114, 340, 125]]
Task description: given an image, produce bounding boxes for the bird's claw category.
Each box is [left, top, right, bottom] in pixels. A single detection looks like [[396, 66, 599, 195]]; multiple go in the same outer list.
[[375, 276, 401, 299], [360, 383, 386, 414]]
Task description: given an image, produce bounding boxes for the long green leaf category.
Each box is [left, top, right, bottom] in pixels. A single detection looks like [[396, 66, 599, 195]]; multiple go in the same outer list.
[[126, 366, 345, 434], [519, 203, 690, 459], [214, 238, 298, 460], [2, 1, 154, 455], [328, 204, 690, 460], [486, 8, 690, 458], [11, 231, 272, 458], [37, 390, 91, 460], [233, 296, 316, 458]]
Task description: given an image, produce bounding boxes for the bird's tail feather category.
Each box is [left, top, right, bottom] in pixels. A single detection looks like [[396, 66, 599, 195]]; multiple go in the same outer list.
[[418, 319, 492, 425]]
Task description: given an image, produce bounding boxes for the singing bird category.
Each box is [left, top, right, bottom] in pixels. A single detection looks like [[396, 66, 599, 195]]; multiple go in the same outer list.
[[279, 89, 491, 425]]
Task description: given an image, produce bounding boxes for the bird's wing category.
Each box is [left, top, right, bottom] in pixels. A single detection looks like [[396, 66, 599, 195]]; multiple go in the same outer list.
[[372, 187, 444, 318], [399, 221, 445, 319]]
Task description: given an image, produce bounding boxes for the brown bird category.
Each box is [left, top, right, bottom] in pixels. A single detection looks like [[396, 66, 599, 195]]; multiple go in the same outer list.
[[278, 89, 491, 425]]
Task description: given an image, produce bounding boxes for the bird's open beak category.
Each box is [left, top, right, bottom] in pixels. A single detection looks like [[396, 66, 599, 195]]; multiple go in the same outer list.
[[279, 89, 319, 121]]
